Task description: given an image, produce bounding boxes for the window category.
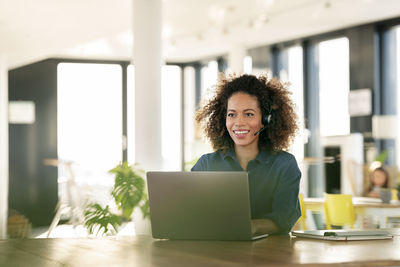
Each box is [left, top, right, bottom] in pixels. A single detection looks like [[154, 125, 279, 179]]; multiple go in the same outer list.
[[397, 27, 400, 168], [201, 61, 218, 103], [57, 63, 122, 195], [382, 25, 400, 168], [127, 65, 135, 164], [278, 46, 305, 162], [183, 66, 197, 168], [127, 65, 182, 170], [187, 61, 219, 160], [318, 37, 350, 137], [161, 65, 182, 170], [243, 56, 252, 74]]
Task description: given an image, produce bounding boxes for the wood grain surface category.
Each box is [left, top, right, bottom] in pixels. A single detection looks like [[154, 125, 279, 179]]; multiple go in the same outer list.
[[1, 229, 400, 266]]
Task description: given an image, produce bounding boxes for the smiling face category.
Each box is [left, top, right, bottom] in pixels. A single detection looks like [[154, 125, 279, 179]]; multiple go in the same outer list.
[[371, 169, 388, 187], [226, 92, 264, 151]]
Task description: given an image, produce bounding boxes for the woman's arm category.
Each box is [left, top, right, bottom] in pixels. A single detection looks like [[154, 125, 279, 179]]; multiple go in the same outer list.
[[261, 153, 301, 234]]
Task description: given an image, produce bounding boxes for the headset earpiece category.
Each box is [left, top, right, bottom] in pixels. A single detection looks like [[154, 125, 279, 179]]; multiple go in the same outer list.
[[262, 110, 272, 126], [266, 114, 272, 124], [255, 104, 273, 136]]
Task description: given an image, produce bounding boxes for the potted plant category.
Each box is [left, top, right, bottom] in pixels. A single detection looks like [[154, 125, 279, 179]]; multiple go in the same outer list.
[[84, 161, 150, 236], [110, 161, 150, 220]]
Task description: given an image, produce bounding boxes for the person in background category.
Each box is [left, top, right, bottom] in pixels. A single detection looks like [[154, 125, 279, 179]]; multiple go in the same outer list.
[[367, 167, 389, 198], [191, 73, 301, 235]]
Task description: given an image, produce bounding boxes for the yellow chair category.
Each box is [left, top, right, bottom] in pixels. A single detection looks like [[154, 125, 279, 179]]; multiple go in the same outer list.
[[392, 189, 398, 201], [324, 194, 355, 230], [297, 193, 307, 230]]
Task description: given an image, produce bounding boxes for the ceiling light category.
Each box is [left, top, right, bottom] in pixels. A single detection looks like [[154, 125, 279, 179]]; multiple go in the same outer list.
[[248, 20, 255, 29], [312, 1, 331, 19], [209, 5, 226, 25], [116, 31, 133, 46], [259, 14, 269, 24], [264, 0, 274, 8], [163, 25, 172, 38], [257, 0, 274, 9], [226, 5, 235, 13], [169, 39, 176, 47], [324, 1, 331, 9]]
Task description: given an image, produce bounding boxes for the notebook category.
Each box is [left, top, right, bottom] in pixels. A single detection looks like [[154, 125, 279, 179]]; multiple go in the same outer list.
[[146, 171, 269, 241], [291, 229, 393, 241]]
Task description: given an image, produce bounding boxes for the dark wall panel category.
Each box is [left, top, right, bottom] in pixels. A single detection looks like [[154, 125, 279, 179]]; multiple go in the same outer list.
[[347, 25, 376, 135], [8, 59, 58, 226]]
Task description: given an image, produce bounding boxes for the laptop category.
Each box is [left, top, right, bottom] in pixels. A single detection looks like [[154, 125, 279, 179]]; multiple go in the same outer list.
[[146, 171, 269, 241], [291, 229, 393, 241]]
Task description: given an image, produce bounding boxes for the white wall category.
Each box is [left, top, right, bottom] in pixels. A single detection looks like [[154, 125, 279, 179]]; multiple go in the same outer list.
[[0, 54, 8, 238], [321, 134, 364, 196]]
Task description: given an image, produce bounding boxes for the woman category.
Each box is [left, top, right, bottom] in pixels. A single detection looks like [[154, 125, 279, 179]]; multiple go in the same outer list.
[[367, 167, 389, 198], [191, 73, 301, 234]]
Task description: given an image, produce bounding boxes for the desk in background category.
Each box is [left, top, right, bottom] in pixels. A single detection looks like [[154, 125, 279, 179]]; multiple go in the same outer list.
[[1, 229, 400, 266], [304, 197, 400, 228]]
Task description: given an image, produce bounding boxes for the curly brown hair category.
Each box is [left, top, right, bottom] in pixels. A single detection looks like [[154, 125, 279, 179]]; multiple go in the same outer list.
[[196, 73, 298, 152]]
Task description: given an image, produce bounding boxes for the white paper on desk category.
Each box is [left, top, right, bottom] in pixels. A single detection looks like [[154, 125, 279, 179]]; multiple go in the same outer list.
[[353, 197, 382, 203], [291, 229, 393, 241]]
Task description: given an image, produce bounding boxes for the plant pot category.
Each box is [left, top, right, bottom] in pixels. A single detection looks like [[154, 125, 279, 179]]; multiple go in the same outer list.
[[133, 207, 152, 236]]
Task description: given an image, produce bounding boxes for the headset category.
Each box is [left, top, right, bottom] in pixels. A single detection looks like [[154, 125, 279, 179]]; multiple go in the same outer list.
[[254, 105, 273, 136]]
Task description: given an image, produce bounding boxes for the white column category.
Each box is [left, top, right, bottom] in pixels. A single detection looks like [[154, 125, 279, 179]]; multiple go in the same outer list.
[[227, 43, 246, 74], [133, 0, 163, 171], [0, 54, 8, 238]]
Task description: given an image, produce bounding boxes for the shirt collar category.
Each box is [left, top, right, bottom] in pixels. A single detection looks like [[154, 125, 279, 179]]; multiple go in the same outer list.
[[221, 149, 237, 161], [221, 148, 271, 164], [255, 150, 271, 164]]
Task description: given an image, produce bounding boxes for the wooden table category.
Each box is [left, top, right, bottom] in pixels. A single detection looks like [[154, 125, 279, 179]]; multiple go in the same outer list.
[[304, 197, 400, 228], [1, 230, 400, 266]]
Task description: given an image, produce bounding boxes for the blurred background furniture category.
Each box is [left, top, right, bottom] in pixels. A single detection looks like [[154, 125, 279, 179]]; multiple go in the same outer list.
[[305, 196, 400, 229], [324, 194, 355, 229], [297, 193, 307, 230], [43, 159, 87, 238], [7, 210, 31, 238]]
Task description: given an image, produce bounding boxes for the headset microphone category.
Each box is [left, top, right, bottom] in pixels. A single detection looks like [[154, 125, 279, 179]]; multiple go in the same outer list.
[[254, 127, 266, 136], [254, 113, 272, 136]]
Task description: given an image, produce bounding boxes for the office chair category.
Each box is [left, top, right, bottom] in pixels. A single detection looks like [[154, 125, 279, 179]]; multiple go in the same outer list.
[[44, 159, 87, 237], [297, 193, 307, 230], [392, 189, 399, 201], [324, 193, 355, 229]]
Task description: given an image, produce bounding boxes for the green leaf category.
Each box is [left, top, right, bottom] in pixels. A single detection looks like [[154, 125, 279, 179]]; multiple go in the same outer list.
[[140, 196, 150, 219], [375, 150, 388, 163], [83, 161, 149, 235], [110, 162, 147, 219], [184, 158, 199, 172], [84, 203, 122, 236]]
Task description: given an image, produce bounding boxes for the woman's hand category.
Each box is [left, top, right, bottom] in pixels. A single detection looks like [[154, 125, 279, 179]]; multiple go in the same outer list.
[[368, 191, 380, 198]]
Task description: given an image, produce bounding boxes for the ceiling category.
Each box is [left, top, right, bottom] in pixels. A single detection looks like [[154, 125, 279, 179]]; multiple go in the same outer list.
[[1, 0, 400, 68]]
